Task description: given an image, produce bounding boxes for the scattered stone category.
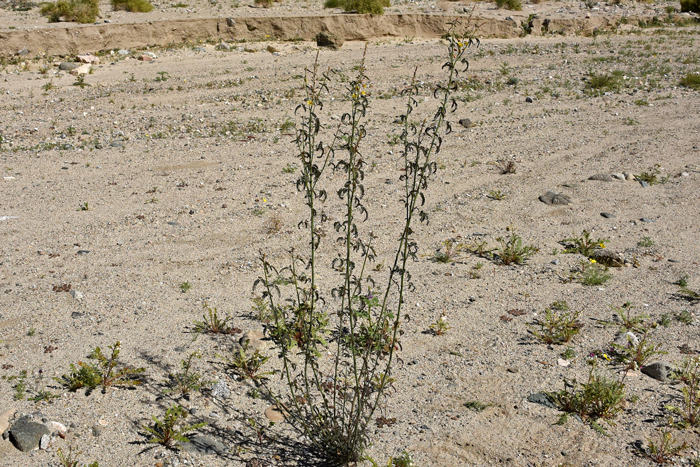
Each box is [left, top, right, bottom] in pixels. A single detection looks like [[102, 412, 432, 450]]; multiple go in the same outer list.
[[641, 362, 672, 382], [316, 31, 343, 50], [681, 171, 689, 177], [70, 64, 91, 76], [264, 406, 285, 422], [640, 217, 655, 223], [17, 48, 29, 56], [588, 173, 615, 182], [91, 425, 102, 437], [239, 330, 268, 351], [59, 62, 81, 71], [590, 249, 625, 267], [226, 17, 236, 27], [557, 358, 570, 367], [138, 55, 153, 62], [639, 180, 650, 188], [615, 332, 639, 348], [458, 118, 473, 128], [76, 250, 90, 255], [110, 141, 124, 148], [45, 421, 67, 436], [39, 434, 50, 450], [539, 191, 571, 205], [180, 434, 226, 455], [70, 290, 84, 301], [71, 312, 84, 319], [600, 212, 616, 218], [551, 258, 560, 265], [76, 54, 100, 65], [266, 45, 278, 53], [211, 381, 230, 399], [525, 96, 533, 103], [612, 173, 625, 180], [526, 392, 556, 409], [143, 52, 157, 59], [624, 173, 635, 181], [216, 42, 231, 51], [8, 416, 51, 452], [0, 409, 15, 436], [193, 47, 207, 53], [117, 49, 130, 56]]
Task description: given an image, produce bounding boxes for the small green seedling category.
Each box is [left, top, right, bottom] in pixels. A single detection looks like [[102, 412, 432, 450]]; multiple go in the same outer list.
[[496, 233, 537, 265], [560, 230, 608, 257], [529, 307, 583, 345], [193, 304, 241, 335], [429, 313, 450, 336], [179, 281, 191, 293], [144, 404, 206, 449]]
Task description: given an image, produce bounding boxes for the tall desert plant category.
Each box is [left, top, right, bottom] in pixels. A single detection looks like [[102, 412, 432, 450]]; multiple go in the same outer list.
[[254, 25, 478, 464]]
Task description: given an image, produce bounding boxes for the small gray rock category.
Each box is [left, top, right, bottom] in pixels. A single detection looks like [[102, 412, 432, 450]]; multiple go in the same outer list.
[[458, 118, 473, 128], [39, 434, 50, 450], [109, 141, 124, 148], [117, 49, 130, 56], [70, 290, 84, 301], [615, 331, 639, 348], [600, 212, 616, 218], [226, 17, 236, 27], [588, 173, 615, 182], [590, 249, 625, 267], [59, 62, 81, 71], [527, 392, 556, 409], [8, 416, 51, 452], [316, 31, 344, 50], [624, 173, 635, 181], [210, 381, 230, 399], [17, 48, 29, 56], [216, 42, 231, 51], [640, 180, 650, 188], [551, 258, 560, 265], [640, 217, 655, 223], [180, 434, 226, 455], [91, 425, 102, 437], [612, 173, 625, 180], [641, 362, 672, 382], [525, 96, 533, 103], [193, 47, 206, 53], [539, 191, 571, 205]]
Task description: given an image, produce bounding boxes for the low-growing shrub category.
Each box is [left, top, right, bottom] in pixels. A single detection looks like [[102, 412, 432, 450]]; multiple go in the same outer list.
[[323, 0, 389, 13], [529, 307, 583, 344], [551, 369, 626, 429], [496, 0, 521, 10], [40, 0, 99, 24], [680, 72, 700, 89], [111, 0, 153, 11], [680, 0, 700, 14]]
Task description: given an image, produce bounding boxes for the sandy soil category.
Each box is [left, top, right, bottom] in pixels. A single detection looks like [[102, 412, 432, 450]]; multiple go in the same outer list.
[[0, 8, 700, 467]]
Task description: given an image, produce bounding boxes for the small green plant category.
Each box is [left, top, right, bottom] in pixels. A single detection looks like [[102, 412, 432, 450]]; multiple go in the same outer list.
[[495, 0, 521, 10], [432, 239, 464, 263], [463, 400, 493, 412], [678, 286, 700, 303], [580, 260, 612, 286], [487, 189, 506, 200], [560, 230, 607, 257], [561, 346, 576, 360], [164, 350, 209, 397], [675, 310, 694, 325], [677, 274, 689, 288], [610, 302, 648, 333], [643, 420, 689, 463], [179, 281, 191, 293], [9, 370, 28, 400], [78, 202, 89, 211], [41, 0, 99, 23], [282, 163, 297, 173], [27, 327, 36, 336], [659, 314, 671, 327], [42, 81, 55, 92], [72, 74, 90, 89], [429, 313, 450, 336], [279, 118, 295, 132], [56, 446, 99, 467], [324, 0, 390, 13], [222, 340, 272, 382], [365, 451, 415, 467], [680, 72, 700, 89], [586, 73, 621, 92], [251, 296, 273, 323], [144, 404, 206, 449], [551, 369, 626, 431], [496, 233, 537, 265], [111, 0, 153, 11], [529, 307, 583, 345], [154, 71, 169, 82], [636, 165, 662, 185], [611, 329, 667, 371], [55, 341, 145, 394], [193, 304, 241, 335], [667, 356, 700, 427], [638, 236, 655, 248]]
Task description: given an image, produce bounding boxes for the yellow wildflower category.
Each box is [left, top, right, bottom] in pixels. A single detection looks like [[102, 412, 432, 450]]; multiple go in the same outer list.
[[590, 259, 597, 264]]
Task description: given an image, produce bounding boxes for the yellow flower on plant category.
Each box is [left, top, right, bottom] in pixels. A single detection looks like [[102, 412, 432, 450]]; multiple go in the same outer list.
[[361, 91, 366, 96], [590, 259, 597, 264], [307, 100, 313, 106], [599, 243, 606, 248], [602, 353, 611, 361]]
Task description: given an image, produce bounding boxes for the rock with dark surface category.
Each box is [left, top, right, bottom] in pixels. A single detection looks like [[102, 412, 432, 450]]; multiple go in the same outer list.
[[590, 249, 625, 267], [8, 416, 51, 452], [458, 118, 473, 128], [527, 392, 556, 409], [59, 62, 81, 71], [588, 173, 615, 182], [641, 362, 672, 382], [180, 435, 226, 455], [601, 212, 616, 218], [539, 191, 571, 205], [316, 31, 343, 50]]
